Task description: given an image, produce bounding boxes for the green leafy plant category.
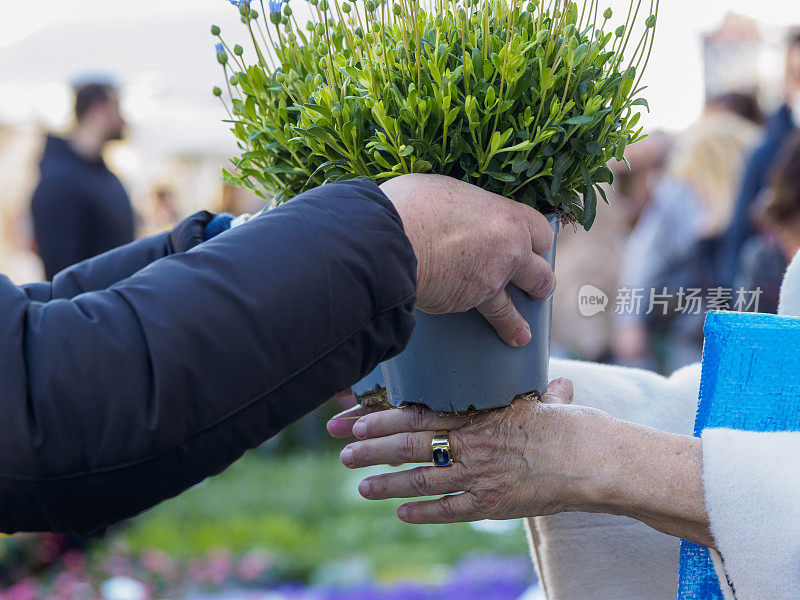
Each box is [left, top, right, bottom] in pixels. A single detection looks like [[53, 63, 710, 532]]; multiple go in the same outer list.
[[213, 0, 658, 229]]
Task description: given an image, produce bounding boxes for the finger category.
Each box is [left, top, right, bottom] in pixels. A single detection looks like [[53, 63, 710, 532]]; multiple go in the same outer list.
[[477, 289, 531, 347], [353, 405, 468, 440], [510, 252, 556, 301], [341, 432, 439, 468], [359, 466, 466, 500], [327, 405, 372, 438], [516, 204, 555, 255], [541, 377, 574, 405], [397, 493, 481, 524]]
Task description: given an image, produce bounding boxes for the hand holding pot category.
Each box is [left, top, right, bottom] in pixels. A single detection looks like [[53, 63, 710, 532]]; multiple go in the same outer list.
[[330, 378, 714, 547], [334, 378, 580, 521], [381, 174, 556, 347]]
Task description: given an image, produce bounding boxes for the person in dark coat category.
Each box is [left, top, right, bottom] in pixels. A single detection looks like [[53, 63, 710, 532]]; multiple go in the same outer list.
[[0, 174, 556, 536], [31, 82, 135, 279], [718, 33, 800, 287]]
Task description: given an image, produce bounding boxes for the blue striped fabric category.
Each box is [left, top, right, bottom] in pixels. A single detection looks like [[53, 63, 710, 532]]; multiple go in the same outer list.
[[677, 311, 800, 598]]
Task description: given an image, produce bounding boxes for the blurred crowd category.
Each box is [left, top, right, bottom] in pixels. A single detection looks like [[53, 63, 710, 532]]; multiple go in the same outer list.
[[552, 31, 800, 374]]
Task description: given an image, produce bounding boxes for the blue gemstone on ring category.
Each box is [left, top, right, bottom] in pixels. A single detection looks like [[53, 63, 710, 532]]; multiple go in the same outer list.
[[433, 447, 450, 466]]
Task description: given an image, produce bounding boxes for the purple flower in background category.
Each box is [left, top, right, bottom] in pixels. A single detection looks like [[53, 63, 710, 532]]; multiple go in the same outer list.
[[215, 42, 225, 55], [228, 0, 253, 6], [269, 0, 284, 15]]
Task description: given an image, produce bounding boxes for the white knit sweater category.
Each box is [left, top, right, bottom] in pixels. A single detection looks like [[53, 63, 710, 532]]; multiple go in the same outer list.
[[527, 251, 800, 600]]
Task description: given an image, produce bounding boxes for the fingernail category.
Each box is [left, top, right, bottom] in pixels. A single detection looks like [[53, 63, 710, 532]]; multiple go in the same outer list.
[[397, 504, 409, 521], [352, 420, 366, 439], [340, 447, 354, 467], [358, 479, 371, 498], [513, 324, 532, 347]]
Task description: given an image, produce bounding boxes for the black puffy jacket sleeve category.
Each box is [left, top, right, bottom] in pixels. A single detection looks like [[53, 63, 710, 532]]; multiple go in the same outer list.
[[0, 180, 416, 534], [22, 211, 213, 301]]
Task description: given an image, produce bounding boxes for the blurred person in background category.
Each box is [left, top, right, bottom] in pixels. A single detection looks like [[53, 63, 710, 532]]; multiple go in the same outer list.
[[615, 97, 761, 372], [738, 132, 800, 303], [30, 80, 134, 280], [550, 132, 672, 362], [140, 184, 180, 236], [764, 133, 800, 260], [719, 31, 800, 287]]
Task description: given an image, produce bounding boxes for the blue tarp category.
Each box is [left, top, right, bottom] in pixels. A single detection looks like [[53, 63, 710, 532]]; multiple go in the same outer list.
[[678, 311, 800, 598]]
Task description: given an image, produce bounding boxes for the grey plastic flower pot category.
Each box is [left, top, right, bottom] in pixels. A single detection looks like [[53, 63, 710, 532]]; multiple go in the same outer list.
[[352, 365, 385, 398], [354, 214, 559, 413]]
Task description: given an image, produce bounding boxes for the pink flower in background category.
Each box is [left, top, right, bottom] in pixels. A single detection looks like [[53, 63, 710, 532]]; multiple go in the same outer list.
[[62, 549, 87, 574], [235, 550, 272, 582], [140, 550, 176, 577], [205, 550, 233, 586], [187, 559, 210, 586], [2, 578, 38, 600]]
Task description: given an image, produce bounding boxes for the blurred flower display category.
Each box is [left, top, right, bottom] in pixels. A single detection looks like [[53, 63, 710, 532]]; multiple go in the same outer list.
[[0, 549, 533, 600], [0, 454, 533, 600]]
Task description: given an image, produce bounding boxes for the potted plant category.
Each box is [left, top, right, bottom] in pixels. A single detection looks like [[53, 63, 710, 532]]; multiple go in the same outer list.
[[211, 0, 657, 411]]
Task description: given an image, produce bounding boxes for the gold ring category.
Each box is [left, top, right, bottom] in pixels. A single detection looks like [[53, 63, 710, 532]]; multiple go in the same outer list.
[[431, 430, 453, 467]]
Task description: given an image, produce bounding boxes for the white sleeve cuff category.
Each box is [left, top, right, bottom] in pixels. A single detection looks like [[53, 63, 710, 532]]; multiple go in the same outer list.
[[702, 428, 800, 599]]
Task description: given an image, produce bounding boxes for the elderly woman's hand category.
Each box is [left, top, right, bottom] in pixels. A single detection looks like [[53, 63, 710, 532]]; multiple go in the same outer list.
[[330, 379, 604, 523], [328, 379, 715, 547]]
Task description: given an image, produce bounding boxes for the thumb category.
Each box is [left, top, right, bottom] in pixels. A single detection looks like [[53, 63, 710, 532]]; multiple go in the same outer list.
[[476, 289, 532, 347], [541, 378, 574, 405]]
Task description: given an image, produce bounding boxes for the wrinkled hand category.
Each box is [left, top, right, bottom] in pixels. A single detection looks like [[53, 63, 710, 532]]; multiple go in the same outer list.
[[381, 174, 555, 347], [326, 379, 611, 524]]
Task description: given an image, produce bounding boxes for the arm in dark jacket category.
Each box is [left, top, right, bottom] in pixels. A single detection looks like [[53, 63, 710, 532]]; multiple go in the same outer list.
[[0, 180, 416, 534], [22, 211, 214, 302]]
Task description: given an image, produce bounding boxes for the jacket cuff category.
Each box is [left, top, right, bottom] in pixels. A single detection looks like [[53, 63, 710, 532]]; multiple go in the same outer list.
[[169, 211, 215, 253], [702, 428, 800, 599]]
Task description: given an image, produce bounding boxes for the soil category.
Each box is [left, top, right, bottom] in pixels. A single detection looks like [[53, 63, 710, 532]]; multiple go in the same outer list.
[[357, 386, 543, 416]]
